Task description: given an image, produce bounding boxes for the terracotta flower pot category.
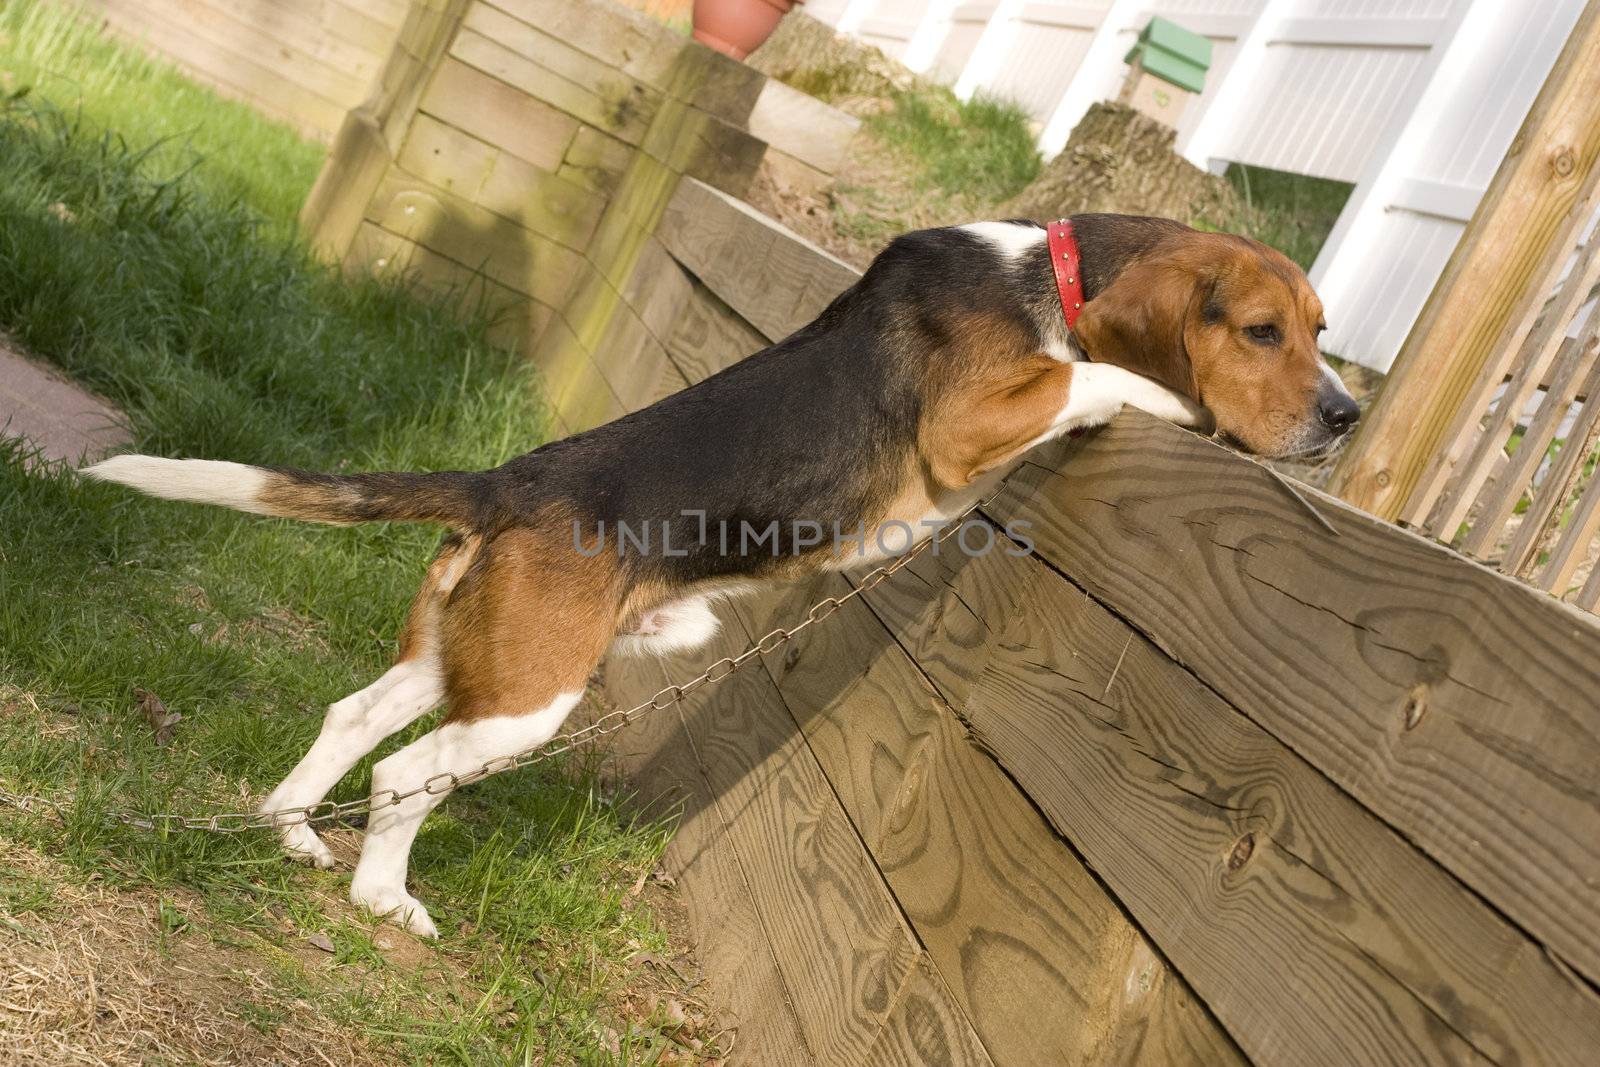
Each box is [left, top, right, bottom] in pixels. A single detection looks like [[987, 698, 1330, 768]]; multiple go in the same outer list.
[[692, 0, 801, 61]]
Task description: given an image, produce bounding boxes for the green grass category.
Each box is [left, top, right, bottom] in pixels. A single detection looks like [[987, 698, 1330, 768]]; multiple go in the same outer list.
[[868, 87, 1042, 203], [0, 0, 324, 225], [0, 87, 685, 1066], [1225, 162, 1353, 272]]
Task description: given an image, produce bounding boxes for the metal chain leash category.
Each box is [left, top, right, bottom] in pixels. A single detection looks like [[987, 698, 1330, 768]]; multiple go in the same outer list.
[[0, 492, 1001, 836]]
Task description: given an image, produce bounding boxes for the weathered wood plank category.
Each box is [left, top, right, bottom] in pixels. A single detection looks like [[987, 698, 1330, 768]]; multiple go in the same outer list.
[[737, 577, 1247, 1066], [913, 522, 1600, 1065], [636, 99, 770, 201], [484, 0, 687, 91], [81, 4, 347, 135], [147, 0, 389, 84], [99, 0, 370, 106], [396, 113, 605, 250], [363, 170, 583, 309], [315, 0, 406, 55], [648, 602, 922, 1064], [865, 956, 995, 1067], [449, 29, 654, 147], [993, 415, 1600, 988], [745, 78, 859, 176], [418, 57, 579, 172], [302, 109, 394, 260], [601, 653, 816, 1065], [655, 178, 859, 342], [559, 126, 634, 196], [617, 235, 696, 351], [457, 5, 663, 143], [663, 278, 771, 384]]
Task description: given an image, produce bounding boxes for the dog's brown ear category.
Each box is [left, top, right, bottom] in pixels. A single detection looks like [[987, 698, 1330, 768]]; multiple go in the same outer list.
[[1073, 256, 1204, 401]]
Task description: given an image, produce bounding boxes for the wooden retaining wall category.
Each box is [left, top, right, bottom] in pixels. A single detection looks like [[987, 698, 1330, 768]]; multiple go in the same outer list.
[[52, 0, 412, 139], [289, 3, 1600, 1059], [301, 0, 859, 433], [595, 182, 1600, 1064]]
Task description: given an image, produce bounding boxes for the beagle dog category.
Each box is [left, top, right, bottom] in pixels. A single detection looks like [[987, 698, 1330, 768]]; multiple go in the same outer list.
[[84, 213, 1359, 936]]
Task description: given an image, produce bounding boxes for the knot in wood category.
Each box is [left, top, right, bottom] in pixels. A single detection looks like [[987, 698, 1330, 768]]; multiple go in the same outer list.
[[783, 643, 802, 672], [1551, 147, 1577, 178], [1402, 685, 1428, 731], [1226, 832, 1256, 871]]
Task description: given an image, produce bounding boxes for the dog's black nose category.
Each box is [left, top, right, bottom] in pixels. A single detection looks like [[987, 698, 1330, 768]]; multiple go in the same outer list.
[[1319, 392, 1361, 434]]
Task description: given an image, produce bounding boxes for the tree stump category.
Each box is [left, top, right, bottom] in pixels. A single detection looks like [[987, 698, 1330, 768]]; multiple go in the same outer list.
[[1006, 103, 1236, 225]]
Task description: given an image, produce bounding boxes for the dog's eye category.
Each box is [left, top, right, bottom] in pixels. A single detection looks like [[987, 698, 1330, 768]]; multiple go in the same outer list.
[[1247, 324, 1280, 345]]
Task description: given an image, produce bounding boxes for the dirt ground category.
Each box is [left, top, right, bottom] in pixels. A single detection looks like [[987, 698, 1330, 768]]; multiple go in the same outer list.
[[0, 841, 382, 1067]]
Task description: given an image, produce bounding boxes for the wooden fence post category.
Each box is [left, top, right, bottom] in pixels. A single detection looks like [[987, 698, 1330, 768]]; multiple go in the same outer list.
[[1327, 0, 1600, 519]]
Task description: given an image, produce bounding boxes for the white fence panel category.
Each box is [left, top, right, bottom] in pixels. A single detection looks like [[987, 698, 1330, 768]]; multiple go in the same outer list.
[[926, 2, 1001, 77], [1310, 0, 1586, 368], [805, 0, 858, 25], [962, 3, 1115, 118], [851, 0, 930, 56]]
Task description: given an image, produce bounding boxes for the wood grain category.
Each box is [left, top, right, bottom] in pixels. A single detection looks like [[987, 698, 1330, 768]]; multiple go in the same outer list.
[[632, 601, 923, 1063], [602, 652, 817, 1065], [418, 58, 580, 173], [992, 415, 1600, 988], [663, 279, 771, 383], [655, 178, 859, 342], [396, 114, 605, 251], [925, 524, 1600, 1064], [735, 576, 1246, 1065], [864, 956, 996, 1067]]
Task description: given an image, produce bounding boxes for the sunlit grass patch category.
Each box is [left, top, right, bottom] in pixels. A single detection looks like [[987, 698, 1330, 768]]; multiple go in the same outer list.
[[0, 89, 688, 1062], [0, 0, 323, 225]]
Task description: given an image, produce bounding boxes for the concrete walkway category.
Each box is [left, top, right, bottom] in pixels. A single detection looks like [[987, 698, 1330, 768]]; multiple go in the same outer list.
[[1, 341, 130, 467]]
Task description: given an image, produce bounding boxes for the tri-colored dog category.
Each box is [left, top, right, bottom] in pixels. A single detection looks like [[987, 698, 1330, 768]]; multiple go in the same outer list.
[[84, 214, 1359, 936]]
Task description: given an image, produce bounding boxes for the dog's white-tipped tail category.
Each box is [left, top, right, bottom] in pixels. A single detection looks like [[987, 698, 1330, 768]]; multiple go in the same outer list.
[[81, 454, 489, 528], [81, 455, 273, 514]]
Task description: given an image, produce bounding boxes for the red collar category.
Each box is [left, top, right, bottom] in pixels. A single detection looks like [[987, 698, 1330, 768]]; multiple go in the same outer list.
[[1049, 219, 1091, 438], [1047, 219, 1085, 329]]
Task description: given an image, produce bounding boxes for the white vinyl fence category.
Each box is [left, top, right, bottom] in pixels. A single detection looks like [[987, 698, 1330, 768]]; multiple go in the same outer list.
[[807, 0, 1586, 372]]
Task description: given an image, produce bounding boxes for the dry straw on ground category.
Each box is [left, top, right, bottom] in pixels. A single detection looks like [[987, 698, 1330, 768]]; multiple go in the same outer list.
[[0, 842, 381, 1067]]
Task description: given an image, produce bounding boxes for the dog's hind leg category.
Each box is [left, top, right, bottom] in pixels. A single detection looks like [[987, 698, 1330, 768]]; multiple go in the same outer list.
[[260, 659, 444, 867], [347, 526, 618, 937], [258, 537, 476, 867]]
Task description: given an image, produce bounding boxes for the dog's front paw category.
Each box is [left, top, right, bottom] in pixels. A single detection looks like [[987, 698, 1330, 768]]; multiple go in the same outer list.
[[350, 878, 439, 938], [260, 794, 337, 869], [280, 823, 337, 869]]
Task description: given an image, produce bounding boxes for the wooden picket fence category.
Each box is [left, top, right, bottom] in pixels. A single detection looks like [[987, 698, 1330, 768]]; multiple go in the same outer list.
[[1329, 0, 1600, 614]]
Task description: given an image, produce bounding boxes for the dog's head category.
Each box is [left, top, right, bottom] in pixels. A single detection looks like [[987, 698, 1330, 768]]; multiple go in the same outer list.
[[1073, 230, 1359, 459]]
